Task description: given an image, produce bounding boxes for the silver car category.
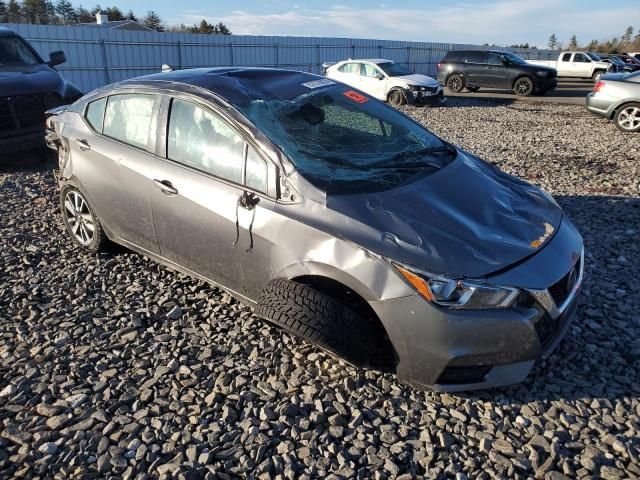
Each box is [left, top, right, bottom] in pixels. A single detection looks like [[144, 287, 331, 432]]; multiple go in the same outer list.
[[586, 71, 640, 132], [46, 68, 583, 391]]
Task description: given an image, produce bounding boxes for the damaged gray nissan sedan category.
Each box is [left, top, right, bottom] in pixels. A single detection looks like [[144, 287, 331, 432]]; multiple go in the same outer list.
[[46, 67, 583, 391]]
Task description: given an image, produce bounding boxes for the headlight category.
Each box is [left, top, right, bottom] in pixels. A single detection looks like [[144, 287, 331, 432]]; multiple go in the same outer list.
[[394, 265, 519, 309], [536, 71, 549, 77], [409, 85, 427, 91]]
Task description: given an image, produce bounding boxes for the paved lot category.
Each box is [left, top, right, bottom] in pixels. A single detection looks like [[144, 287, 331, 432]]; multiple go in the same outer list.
[[446, 79, 593, 105], [1, 99, 638, 479]]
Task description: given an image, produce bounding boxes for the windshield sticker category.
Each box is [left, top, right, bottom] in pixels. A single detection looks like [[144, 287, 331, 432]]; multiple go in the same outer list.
[[301, 79, 336, 89], [343, 90, 368, 103]]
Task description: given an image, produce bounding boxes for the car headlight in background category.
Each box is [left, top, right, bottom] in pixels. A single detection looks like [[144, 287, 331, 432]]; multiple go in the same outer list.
[[536, 71, 549, 77], [409, 85, 428, 92], [394, 265, 519, 309]]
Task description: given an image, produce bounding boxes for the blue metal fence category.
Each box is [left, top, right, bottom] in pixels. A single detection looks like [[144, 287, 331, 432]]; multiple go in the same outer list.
[[2, 23, 559, 93]]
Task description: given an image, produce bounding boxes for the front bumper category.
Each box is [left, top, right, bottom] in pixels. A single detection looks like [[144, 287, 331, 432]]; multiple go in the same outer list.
[[0, 128, 46, 154], [534, 77, 558, 92], [370, 217, 583, 392], [409, 88, 446, 105]]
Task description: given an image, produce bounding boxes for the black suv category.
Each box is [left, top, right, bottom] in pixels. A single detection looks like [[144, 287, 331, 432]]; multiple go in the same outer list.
[[0, 27, 82, 154], [437, 50, 558, 96]]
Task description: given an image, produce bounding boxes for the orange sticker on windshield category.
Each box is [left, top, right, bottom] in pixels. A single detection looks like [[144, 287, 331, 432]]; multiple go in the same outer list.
[[343, 90, 368, 103]]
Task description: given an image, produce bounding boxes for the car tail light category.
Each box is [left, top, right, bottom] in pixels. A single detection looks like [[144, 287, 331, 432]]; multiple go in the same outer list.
[[593, 81, 606, 93]]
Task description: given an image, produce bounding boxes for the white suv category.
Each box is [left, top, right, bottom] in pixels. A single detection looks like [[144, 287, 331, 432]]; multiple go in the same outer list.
[[324, 58, 444, 107]]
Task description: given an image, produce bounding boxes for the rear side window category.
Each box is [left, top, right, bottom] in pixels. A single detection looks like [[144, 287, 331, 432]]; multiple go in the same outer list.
[[167, 99, 244, 185], [85, 97, 107, 132], [339, 62, 360, 74], [465, 52, 487, 63], [443, 51, 464, 63], [103, 94, 155, 149]]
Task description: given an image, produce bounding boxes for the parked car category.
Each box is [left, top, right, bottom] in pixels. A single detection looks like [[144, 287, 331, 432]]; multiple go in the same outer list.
[[626, 52, 640, 61], [324, 59, 444, 107], [46, 67, 583, 392], [436, 50, 557, 96], [0, 26, 82, 154], [586, 71, 640, 132], [597, 54, 634, 73], [528, 51, 613, 83], [613, 54, 640, 72]]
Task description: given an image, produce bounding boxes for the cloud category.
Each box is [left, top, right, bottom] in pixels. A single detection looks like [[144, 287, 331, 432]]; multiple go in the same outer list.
[[179, 1, 640, 47]]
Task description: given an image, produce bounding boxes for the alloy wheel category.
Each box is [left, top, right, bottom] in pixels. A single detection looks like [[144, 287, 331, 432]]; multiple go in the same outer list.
[[447, 76, 462, 92], [63, 190, 95, 246], [515, 79, 533, 96], [618, 106, 640, 131]]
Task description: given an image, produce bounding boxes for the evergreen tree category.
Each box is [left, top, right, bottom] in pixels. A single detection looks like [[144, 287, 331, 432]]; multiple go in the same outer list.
[[105, 6, 124, 21], [143, 10, 162, 31], [125, 9, 136, 21], [22, 0, 49, 23], [622, 26, 633, 44], [6, 0, 20, 22], [75, 4, 94, 23], [547, 33, 558, 49], [215, 21, 231, 35], [569, 34, 577, 50], [55, 0, 75, 24], [0, 1, 7, 22]]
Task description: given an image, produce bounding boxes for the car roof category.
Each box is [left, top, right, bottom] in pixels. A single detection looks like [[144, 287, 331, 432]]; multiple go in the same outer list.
[[0, 26, 17, 37], [340, 59, 393, 65], [119, 67, 334, 106]]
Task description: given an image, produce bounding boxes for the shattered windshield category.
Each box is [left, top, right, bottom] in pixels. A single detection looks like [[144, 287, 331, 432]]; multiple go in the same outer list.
[[239, 84, 455, 193], [0, 37, 40, 67], [378, 62, 412, 77]]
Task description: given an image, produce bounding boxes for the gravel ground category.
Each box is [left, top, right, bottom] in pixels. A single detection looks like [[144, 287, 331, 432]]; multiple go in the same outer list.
[[1, 99, 639, 479]]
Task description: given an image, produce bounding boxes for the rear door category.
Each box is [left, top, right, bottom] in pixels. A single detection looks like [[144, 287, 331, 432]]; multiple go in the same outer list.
[[150, 96, 277, 298], [463, 51, 488, 85], [67, 92, 161, 254], [556, 52, 573, 75], [333, 62, 361, 89]]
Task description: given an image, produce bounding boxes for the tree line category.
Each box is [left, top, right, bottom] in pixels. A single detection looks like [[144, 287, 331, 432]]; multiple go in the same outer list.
[[0, 0, 232, 34], [548, 26, 640, 53]]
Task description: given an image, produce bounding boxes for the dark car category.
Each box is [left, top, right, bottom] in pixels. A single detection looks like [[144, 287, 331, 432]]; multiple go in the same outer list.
[[45, 67, 583, 391], [597, 54, 633, 73], [613, 54, 640, 72], [437, 50, 558, 96], [0, 26, 82, 154]]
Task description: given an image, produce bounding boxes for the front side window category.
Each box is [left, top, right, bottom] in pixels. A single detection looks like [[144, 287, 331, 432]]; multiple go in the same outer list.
[[167, 99, 244, 184], [361, 63, 380, 77], [85, 97, 107, 132], [574, 53, 590, 63], [503, 52, 526, 65], [487, 53, 503, 66], [0, 37, 40, 67], [239, 84, 453, 194], [103, 94, 155, 149]]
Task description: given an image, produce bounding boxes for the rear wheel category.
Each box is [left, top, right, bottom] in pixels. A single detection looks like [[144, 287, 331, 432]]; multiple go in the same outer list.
[[387, 89, 406, 107], [513, 77, 534, 96], [446, 74, 465, 93], [60, 185, 107, 252], [614, 103, 640, 132], [256, 279, 396, 369]]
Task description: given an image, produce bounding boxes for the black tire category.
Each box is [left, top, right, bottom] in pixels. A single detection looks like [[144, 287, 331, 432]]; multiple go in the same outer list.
[[59, 184, 108, 253], [446, 74, 465, 93], [387, 89, 406, 107], [592, 70, 605, 83], [614, 102, 640, 132], [256, 279, 395, 369], [513, 76, 534, 96], [466, 86, 480, 93]]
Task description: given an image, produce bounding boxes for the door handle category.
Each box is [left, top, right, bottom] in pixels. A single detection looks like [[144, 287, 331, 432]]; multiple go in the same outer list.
[[74, 138, 91, 151], [153, 179, 178, 195]]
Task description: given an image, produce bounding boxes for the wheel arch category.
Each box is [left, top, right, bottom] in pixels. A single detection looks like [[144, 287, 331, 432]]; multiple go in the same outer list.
[[511, 73, 533, 88], [610, 99, 640, 120]]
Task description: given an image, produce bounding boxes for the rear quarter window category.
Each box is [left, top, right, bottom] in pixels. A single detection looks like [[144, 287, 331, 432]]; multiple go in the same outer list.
[[85, 97, 107, 133], [443, 51, 464, 63]]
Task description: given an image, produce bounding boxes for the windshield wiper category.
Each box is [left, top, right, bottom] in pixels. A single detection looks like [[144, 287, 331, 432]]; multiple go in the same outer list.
[[299, 150, 366, 171]]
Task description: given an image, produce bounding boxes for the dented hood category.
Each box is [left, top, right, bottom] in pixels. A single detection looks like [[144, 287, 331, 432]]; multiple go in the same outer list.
[[326, 152, 563, 278], [0, 63, 65, 97]]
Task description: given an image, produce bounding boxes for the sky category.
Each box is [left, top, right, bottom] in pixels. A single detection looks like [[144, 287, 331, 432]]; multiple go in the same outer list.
[[85, 0, 640, 47]]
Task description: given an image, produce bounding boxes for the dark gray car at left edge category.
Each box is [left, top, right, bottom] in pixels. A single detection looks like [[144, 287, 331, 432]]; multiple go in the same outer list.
[[45, 67, 583, 391], [0, 26, 82, 154]]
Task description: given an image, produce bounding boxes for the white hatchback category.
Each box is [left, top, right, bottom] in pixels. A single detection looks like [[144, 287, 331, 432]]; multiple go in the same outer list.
[[325, 58, 444, 107]]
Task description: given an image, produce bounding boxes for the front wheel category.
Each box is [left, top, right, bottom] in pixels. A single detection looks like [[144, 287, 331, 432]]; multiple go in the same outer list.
[[60, 185, 108, 252], [446, 74, 465, 93], [592, 70, 605, 83], [387, 89, 406, 107], [513, 77, 534, 96], [615, 103, 640, 132]]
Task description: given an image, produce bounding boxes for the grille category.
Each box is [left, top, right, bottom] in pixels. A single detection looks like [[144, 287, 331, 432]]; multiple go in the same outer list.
[[548, 264, 578, 307], [0, 95, 47, 133], [436, 365, 492, 385]]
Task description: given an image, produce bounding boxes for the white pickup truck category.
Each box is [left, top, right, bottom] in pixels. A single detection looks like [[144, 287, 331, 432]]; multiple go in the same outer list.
[[528, 51, 613, 83]]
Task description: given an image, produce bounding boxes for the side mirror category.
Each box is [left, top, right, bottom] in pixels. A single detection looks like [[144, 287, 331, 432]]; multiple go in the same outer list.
[[48, 51, 66, 67], [375, 73, 385, 80]]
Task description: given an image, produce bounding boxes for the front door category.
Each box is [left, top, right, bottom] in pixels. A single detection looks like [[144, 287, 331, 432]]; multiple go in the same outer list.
[[150, 97, 275, 298], [358, 63, 387, 100], [68, 93, 161, 254], [481, 52, 510, 88]]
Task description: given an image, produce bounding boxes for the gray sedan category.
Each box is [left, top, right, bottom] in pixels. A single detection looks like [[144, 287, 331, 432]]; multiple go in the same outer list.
[[46, 68, 583, 391], [586, 71, 640, 132]]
